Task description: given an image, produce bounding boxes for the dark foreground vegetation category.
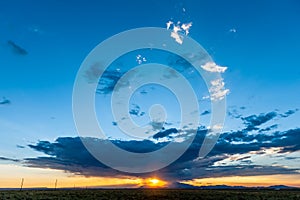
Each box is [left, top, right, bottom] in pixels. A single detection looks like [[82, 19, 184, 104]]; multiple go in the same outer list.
[[1, 189, 300, 200]]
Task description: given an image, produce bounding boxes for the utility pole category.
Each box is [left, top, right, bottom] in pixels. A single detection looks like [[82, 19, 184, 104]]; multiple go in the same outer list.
[[54, 179, 57, 190], [20, 178, 24, 191]]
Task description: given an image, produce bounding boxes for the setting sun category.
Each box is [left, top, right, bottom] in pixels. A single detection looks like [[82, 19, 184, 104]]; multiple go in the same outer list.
[[150, 179, 159, 185], [146, 178, 167, 188]]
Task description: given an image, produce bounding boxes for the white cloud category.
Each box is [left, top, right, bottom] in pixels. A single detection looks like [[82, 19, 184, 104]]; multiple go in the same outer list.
[[200, 62, 229, 101], [209, 78, 230, 101], [201, 62, 227, 73], [229, 28, 237, 33], [166, 21, 173, 30], [170, 31, 183, 44], [136, 54, 147, 64], [181, 22, 192, 35], [166, 21, 192, 44]]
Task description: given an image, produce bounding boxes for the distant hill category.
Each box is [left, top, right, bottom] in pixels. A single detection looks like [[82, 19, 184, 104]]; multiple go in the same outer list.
[[268, 185, 298, 190], [168, 182, 299, 190]]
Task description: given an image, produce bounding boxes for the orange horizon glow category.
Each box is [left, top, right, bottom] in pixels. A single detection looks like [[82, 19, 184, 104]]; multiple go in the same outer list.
[[0, 164, 299, 188]]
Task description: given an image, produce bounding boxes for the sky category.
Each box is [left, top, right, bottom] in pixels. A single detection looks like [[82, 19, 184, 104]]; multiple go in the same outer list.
[[0, 0, 300, 188]]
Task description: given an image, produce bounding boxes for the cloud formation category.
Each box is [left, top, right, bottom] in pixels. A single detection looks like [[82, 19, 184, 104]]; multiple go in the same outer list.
[[167, 21, 192, 44], [209, 78, 230, 101], [0, 97, 11, 105], [201, 62, 227, 73], [7, 40, 28, 55], [200, 62, 229, 101], [20, 110, 300, 182]]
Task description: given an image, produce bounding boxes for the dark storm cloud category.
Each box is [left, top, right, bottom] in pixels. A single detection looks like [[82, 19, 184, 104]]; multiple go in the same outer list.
[[23, 125, 300, 181], [12, 109, 298, 182], [7, 40, 28, 55]]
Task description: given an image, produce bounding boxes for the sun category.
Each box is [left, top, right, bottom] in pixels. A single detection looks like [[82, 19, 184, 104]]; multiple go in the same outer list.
[[146, 178, 167, 188], [149, 178, 159, 185]]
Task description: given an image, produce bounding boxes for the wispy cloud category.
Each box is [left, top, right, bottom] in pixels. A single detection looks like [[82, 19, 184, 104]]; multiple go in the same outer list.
[[7, 40, 28, 55], [280, 109, 299, 118], [0, 97, 11, 105], [0, 156, 20, 162], [129, 104, 145, 117]]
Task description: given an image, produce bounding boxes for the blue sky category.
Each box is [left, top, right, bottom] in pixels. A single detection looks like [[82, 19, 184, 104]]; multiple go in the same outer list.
[[0, 0, 300, 187]]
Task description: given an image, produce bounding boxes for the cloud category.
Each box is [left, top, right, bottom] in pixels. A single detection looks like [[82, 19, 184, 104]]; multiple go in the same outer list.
[[200, 110, 210, 116], [170, 25, 184, 45], [166, 21, 173, 30], [7, 40, 28, 55], [201, 62, 227, 73], [181, 22, 192, 35], [152, 128, 178, 139], [136, 54, 147, 65], [242, 112, 277, 131], [0, 97, 11, 105], [21, 122, 300, 182], [167, 21, 192, 44], [200, 62, 229, 101], [258, 124, 278, 133], [280, 109, 299, 118], [0, 156, 20, 162], [209, 78, 230, 101], [129, 104, 145, 117], [229, 28, 237, 33], [0, 110, 293, 183]]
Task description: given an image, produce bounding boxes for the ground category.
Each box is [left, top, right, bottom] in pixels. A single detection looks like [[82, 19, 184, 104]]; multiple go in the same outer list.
[[1, 189, 300, 200]]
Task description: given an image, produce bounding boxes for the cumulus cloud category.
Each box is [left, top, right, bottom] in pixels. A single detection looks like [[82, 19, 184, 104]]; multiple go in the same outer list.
[[200, 62, 229, 101], [167, 21, 192, 44], [201, 62, 227, 73], [181, 22, 192, 35], [209, 78, 230, 101], [170, 25, 184, 45]]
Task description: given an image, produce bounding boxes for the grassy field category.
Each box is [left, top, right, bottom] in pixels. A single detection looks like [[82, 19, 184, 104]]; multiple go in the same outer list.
[[0, 189, 300, 200]]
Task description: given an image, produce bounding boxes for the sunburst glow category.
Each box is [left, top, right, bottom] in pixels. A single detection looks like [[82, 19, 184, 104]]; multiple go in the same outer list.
[[146, 178, 167, 187]]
